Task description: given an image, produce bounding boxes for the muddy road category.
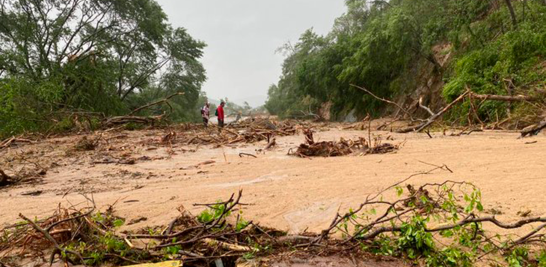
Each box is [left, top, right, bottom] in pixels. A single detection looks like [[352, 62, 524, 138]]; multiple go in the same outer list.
[[1, 122, 545, 237]]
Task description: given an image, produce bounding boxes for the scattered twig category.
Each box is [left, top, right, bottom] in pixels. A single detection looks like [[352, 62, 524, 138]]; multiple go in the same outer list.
[[238, 153, 257, 158], [19, 213, 87, 267]]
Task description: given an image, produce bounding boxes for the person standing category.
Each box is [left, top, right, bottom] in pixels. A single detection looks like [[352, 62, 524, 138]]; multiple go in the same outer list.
[[201, 102, 210, 127], [216, 101, 225, 128]]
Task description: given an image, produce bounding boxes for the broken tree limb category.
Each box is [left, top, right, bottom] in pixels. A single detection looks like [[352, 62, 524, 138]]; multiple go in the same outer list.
[[0, 136, 33, 150], [202, 238, 253, 252], [521, 119, 546, 137], [105, 115, 158, 126], [469, 92, 537, 102], [19, 213, 87, 266], [351, 84, 416, 121], [239, 153, 257, 158], [104, 92, 185, 126], [264, 138, 276, 150], [129, 92, 185, 116], [398, 90, 471, 133], [419, 97, 435, 116]]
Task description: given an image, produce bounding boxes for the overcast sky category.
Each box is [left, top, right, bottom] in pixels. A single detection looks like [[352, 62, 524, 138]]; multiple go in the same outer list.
[[155, 0, 347, 107]]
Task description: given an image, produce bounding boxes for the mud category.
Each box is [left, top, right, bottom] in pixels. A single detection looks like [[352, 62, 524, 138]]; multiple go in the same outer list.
[[1, 122, 545, 240]]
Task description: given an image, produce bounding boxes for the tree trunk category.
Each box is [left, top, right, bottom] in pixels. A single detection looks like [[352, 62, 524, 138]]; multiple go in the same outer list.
[[504, 0, 518, 28]]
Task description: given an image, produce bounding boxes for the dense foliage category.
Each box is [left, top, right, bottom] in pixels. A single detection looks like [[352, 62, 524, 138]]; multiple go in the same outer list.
[[0, 0, 207, 137], [266, 0, 546, 123]]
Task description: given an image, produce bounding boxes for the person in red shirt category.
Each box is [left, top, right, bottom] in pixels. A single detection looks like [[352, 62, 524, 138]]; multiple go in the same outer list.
[[216, 101, 225, 128]]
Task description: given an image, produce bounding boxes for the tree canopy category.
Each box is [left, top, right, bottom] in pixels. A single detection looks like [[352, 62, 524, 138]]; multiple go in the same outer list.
[[0, 0, 207, 136], [266, 0, 546, 124]]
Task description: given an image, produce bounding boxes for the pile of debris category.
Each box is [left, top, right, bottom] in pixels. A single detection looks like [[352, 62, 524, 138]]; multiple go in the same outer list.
[[290, 129, 399, 157], [0, 192, 317, 267], [181, 118, 303, 146], [3, 184, 546, 267]]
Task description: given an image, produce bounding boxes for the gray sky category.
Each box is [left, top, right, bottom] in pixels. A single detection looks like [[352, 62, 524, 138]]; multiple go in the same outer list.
[[155, 0, 346, 107]]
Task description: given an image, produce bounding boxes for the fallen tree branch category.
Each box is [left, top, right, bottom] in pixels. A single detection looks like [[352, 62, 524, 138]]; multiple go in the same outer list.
[[398, 90, 471, 133], [351, 84, 417, 121], [129, 92, 184, 116], [419, 97, 435, 116], [469, 92, 537, 102], [239, 153, 257, 158], [0, 136, 34, 150], [521, 119, 546, 137], [104, 92, 185, 126], [19, 213, 87, 266], [264, 138, 276, 150], [356, 215, 546, 241]]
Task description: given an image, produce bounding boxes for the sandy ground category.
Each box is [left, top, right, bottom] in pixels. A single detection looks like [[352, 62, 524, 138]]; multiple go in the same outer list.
[[1, 124, 545, 241]]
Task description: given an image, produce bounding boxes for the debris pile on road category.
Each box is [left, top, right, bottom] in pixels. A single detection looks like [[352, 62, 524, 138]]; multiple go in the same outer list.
[[182, 118, 303, 146], [290, 129, 399, 157], [3, 183, 546, 267]]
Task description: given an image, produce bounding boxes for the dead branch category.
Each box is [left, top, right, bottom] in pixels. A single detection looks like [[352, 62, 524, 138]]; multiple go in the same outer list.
[[18, 213, 86, 266], [103, 92, 185, 127], [3, 182, 546, 266], [264, 138, 276, 150], [398, 90, 471, 133], [351, 84, 417, 121], [356, 215, 546, 241], [419, 96, 435, 116], [129, 92, 184, 116], [105, 115, 158, 126], [469, 92, 538, 102], [521, 119, 546, 137], [0, 136, 34, 150], [239, 153, 257, 158]]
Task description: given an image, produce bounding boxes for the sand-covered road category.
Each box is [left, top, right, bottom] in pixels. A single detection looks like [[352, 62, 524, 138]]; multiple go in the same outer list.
[[1, 125, 545, 238]]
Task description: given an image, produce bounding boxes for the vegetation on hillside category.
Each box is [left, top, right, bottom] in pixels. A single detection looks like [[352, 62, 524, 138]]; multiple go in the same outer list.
[[266, 0, 546, 125], [0, 0, 207, 138]]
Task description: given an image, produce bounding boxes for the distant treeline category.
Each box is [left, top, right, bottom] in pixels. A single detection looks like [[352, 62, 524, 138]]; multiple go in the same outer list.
[[265, 0, 546, 123]]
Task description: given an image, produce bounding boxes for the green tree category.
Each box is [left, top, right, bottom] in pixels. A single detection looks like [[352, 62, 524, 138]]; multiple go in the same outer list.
[[0, 0, 207, 137]]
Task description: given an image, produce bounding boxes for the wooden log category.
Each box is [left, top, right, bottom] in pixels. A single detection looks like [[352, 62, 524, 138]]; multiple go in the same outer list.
[[470, 92, 536, 102], [521, 120, 546, 137]]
